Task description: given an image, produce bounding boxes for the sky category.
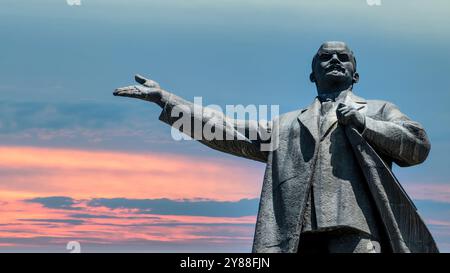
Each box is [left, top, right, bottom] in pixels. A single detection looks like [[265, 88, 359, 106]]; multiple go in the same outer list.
[[1, 0, 450, 252]]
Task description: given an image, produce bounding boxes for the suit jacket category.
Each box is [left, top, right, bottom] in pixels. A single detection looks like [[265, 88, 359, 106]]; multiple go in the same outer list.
[[301, 92, 380, 237], [158, 91, 439, 253]]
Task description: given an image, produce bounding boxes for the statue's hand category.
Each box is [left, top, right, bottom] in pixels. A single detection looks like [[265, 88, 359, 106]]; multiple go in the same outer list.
[[113, 74, 163, 105], [336, 103, 366, 132]]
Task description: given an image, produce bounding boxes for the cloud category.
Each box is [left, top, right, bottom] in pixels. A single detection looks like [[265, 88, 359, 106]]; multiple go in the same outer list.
[[0, 145, 263, 251], [0, 101, 124, 133], [0, 194, 258, 252], [0, 101, 175, 151], [87, 197, 259, 217], [25, 196, 80, 210], [406, 184, 450, 203], [0, 236, 68, 246], [68, 213, 120, 219], [18, 218, 85, 225], [0, 145, 263, 201], [23, 195, 259, 217], [0, 236, 253, 253], [428, 219, 450, 228]]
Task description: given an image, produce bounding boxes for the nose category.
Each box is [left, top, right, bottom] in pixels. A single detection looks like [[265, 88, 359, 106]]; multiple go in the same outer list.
[[329, 53, 340, 63]]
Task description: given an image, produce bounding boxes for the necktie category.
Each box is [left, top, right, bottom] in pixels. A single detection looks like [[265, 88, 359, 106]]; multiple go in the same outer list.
[[321, 98, 334, 116], [320, 98, 336, 138]]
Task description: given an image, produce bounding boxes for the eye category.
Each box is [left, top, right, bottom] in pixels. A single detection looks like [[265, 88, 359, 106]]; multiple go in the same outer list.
[[319, 53, 332, 61], [338, 53, 350, 62]]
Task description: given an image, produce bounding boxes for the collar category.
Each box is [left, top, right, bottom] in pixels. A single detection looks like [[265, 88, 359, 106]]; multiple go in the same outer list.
[[317, 89, 352, 103]]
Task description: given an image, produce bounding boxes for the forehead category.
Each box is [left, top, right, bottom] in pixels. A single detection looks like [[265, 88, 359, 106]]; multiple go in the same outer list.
[[318, 42, 352, 54]]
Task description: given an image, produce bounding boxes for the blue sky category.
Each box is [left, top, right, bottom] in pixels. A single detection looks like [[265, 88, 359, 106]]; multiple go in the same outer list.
[[1, 0, 450, 252]]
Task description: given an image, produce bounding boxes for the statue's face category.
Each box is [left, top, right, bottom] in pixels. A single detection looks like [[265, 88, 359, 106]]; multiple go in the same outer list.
[[312, 41, 357, 87]]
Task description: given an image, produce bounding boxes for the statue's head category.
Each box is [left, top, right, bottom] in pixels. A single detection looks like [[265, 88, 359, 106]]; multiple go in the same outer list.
[[310, 41, 359, 92]]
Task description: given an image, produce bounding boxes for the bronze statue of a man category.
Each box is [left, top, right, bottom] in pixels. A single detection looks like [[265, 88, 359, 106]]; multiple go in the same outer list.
[[113, 41, 438, 253]]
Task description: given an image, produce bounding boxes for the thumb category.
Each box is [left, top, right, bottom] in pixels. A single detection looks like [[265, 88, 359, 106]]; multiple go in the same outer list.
[[135, 74, 160, 88]]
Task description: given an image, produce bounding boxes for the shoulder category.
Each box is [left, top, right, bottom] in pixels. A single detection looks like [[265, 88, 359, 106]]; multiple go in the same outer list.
[[277, 109, 303, 123], [365, 98, 401, 113], [352, 92, 403, 118], [351, 92, 394, 109], [281, 109, 304, 118], [364, 99, 411, 122], [365, 98, 394, 105], [265, 109, 303, 131]]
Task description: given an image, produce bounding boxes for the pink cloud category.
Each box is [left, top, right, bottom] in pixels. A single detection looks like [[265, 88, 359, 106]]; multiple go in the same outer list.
[[0, 145, 263, 251], [404, 183, 450, 203], [0, 145, 264, 201]]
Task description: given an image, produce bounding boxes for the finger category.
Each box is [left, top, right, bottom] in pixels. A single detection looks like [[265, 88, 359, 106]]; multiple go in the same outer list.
[[113, 86, 138, 97], [340, 106, 351, 113], [337, 106, 350, 114], [337, 103, 347, 109], [135, 74, 160, 88], [336, 106, 350, 116], [134, 74, 148, 85], [336, 104, 346, 111], [336, 108, 345, 118], [341, 109, 355, 116], [113, 86, 130, 96]]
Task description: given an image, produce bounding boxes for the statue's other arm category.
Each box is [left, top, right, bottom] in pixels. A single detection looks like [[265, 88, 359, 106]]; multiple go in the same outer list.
[[114, 75, 270, 163], [361, 102, 430, 167]]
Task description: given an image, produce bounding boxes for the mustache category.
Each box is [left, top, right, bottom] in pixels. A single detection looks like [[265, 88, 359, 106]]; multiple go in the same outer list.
[[325, 64, 346, 72]]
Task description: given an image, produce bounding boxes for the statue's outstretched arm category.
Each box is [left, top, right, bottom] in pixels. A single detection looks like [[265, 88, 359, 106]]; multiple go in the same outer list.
[[114, 75, 270, 162]]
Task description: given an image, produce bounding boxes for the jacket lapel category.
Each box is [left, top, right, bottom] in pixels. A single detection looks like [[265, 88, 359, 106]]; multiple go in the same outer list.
[[320, 103, 339, 140], [296, 92, 367, 143], [297, 98, 321, 143], [346, 92, 367, 115]]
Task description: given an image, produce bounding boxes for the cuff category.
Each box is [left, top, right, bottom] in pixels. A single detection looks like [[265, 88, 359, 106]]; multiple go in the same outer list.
[[158, 91, 173, 123]]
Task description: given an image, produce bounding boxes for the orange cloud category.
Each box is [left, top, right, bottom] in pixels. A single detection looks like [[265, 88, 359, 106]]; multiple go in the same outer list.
[[0, 145, 264, 201], [0, 145, 263, 251], [0, 196, 257, 251]]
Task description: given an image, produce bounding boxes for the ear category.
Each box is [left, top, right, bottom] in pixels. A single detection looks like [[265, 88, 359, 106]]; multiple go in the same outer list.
[[310, 73, 316, 83], [352, 72, 359, 84]]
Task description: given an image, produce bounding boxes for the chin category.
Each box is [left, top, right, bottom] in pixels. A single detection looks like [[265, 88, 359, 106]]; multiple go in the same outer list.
[[324, 74, 349, 82]]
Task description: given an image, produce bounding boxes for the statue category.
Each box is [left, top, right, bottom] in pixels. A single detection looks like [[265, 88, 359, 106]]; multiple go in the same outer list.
[[113, 41, 439, 253]]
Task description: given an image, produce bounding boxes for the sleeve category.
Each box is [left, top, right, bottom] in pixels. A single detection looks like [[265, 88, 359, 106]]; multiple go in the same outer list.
[[361, 102, 431, 167], [157, 91, 271, 163]]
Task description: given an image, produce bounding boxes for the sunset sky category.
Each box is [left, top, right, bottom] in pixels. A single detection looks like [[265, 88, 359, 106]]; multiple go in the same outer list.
[[1, 0, 450, 252]]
